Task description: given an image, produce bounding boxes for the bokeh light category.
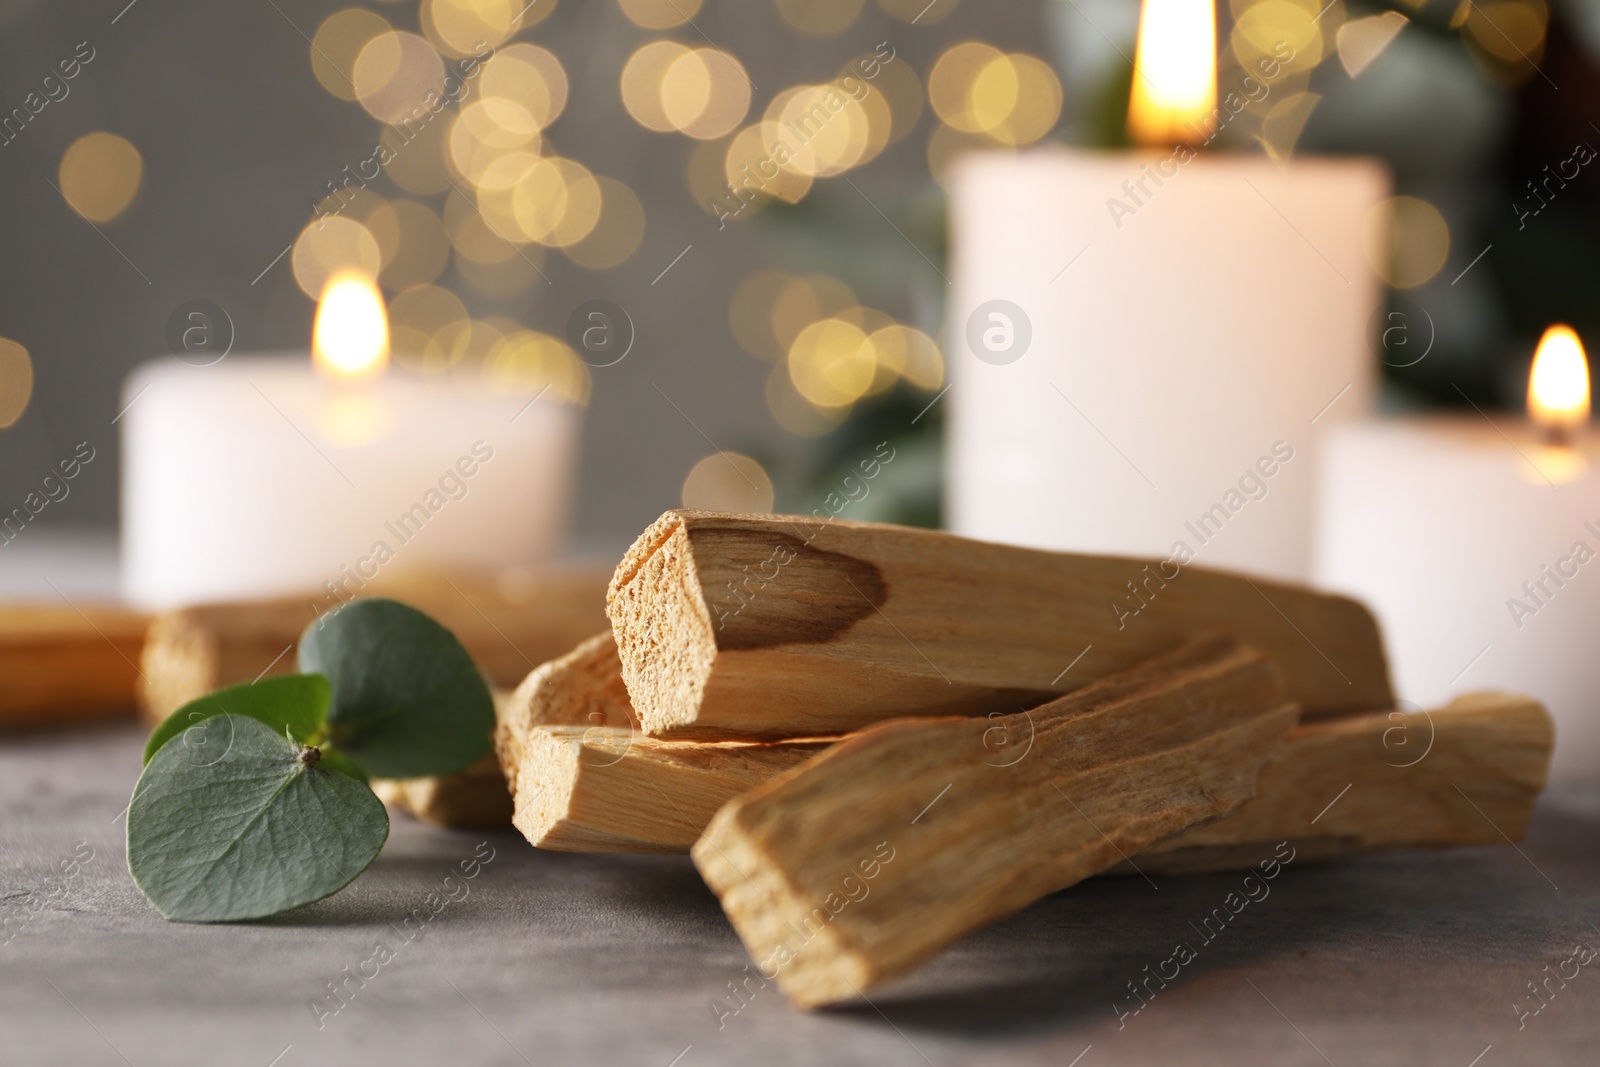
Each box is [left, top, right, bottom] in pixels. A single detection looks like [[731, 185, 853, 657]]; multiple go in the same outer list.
[[788, 317, 877, 408], [930, 45, 1060, 145], [480, 44, 569, 130], [723, 123, 816, 207], [621, 41, 691, 132], [311, 9, 392, 101], [681, 452, 776, 512], [368, 199, 452, 289], [57, 132, 142, 223], [354, 31, 446, 124], [840, 52, 922, 145], [422, 0, 542, 58], [486, 330, 591, 403], [390, 284, 469, 370], [773, 274, 858, 354], [1364, 195, 1451, 289], [564, 177, 646, 269], [0, 337, 33, 429], [1336, 11, 1408, 78], [1231, 0, 1326, 74], [293, 216, 384, 299]]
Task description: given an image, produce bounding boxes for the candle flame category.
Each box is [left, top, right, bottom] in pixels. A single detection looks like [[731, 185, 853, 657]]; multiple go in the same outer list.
[[1528, 324, 1589, 440], [1128, 0, 1217, 147], [313, 270, 389, 380]]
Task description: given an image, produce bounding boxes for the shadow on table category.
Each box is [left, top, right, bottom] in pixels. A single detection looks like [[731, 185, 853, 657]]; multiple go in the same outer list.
[[827, 850, 1553, 1039]]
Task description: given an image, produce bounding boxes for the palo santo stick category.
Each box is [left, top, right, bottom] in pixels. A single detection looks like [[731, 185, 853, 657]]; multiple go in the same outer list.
[[493, 631, 833, 851], [488, 692, 1551, 859], [0, 603, 149, 727], [1138, 690, 1553, 874], [494, 631, 638, 800], [607, 510, 1389, 739], [139, 566, 610, 724], [369, 753, 512, 829], [513, 726, 831, 853], [692, 637, 1297, 1008]]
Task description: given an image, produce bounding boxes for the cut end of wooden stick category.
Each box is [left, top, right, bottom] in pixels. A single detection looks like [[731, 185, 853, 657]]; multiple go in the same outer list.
[[607, 512, 719, 738], [608, 509, 1392, 740], [510, 725, 830, 853], [494, 630, 636, 799]]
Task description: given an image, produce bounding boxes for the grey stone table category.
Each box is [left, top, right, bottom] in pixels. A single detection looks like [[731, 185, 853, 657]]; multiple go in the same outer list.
[[2, 721, 1598, 1067]]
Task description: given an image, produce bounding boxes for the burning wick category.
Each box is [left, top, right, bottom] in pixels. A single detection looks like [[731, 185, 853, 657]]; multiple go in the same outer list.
[[1528, 324, 1590, 449]]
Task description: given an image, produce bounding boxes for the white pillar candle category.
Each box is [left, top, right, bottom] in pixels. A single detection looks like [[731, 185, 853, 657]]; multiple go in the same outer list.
[[947, 147, 1387, 582], [1315, 329, 1600, 785], [121, 355, 578, 610]]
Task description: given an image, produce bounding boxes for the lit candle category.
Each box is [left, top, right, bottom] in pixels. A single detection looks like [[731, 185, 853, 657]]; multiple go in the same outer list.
[[121, 273, 581, 610], [947, 0, 1388, 582], [1315, 325, 1600, 785]]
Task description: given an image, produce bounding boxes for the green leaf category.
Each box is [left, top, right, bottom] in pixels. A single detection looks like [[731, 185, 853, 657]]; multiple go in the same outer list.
[[143, 674, 331, 766], [298, 597, 495, 778], [127, 715, 388, 922]]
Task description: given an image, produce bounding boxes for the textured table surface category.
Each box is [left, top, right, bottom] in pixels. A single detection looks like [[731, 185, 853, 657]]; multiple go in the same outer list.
[[1, 720, 1597, 1067]]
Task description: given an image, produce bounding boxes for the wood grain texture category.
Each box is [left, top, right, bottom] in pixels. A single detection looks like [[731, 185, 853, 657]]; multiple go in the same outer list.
[[493, 630, 835, 851], [0, 603, 149, 727], [691, 637, 1298, 1008], [370, 754, 512, 828], [512, 726, 832, 853], [494, 631, 637, 801], [606, 510, 1391, 739], [139, 566, 610, 724], [1138, 691, 1553, 874]]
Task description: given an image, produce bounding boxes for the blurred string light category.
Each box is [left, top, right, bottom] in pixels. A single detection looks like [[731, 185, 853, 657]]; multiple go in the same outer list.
[[312, 9, 393, 100], [1452, 0, 1549, 85], [681, 452, 775, 512], [928, 43, 1062, 147], [292, 216, 383, 299], [353, 31, 446, 124], [422, 0, 551, 57], [1335, 11, 1408, 78], [1228, 0, 1328, 75], [729, 270, 944, 425], [621, 42, 751, 138], [1363, 195, 1451, 289], [0, 337, 32, 429], [57, 132, 141, 223]]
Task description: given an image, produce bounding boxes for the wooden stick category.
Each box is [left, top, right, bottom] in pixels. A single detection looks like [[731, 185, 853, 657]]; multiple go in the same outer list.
[[1138, 691, 1553, 874], [607, 510, 1390, 739], [691, 637, 1298, 1008], [490, 691, 1551, 860], [512, 726, 832, 853], [492, 630, 832, 850], [0, 603, 149, 727], [139, 566, 610, 724], [369, 753, 511, 829], [494, 631, 638, 801]]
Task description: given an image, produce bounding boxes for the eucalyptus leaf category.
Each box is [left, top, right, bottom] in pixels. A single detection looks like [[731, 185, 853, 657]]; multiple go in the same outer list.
[[298, 598, 494, 778], [127, 715, 388, 922], [143, 674, 331, 766]]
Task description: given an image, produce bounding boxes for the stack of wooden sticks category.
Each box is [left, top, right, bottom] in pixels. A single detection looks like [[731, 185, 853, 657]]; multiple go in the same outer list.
[[107, 508, 1553, 1006], [486, 510, 1554, 1008]]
